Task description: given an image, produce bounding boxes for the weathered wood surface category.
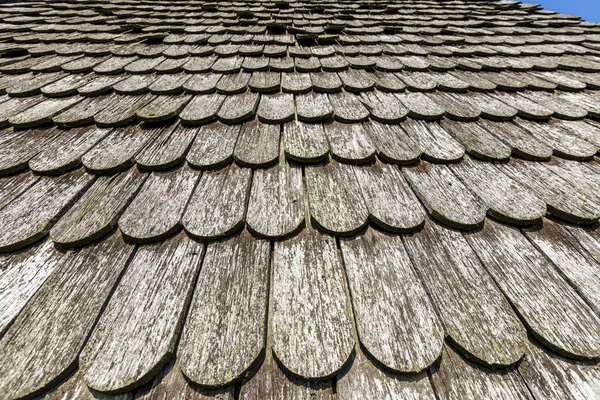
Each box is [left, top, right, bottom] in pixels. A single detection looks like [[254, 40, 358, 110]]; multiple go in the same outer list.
[[353, 163, 425, 232], [555, 120, 600, 149], [515, 118, 597, 161], [464, 219, 600, 360], [9, 96, 81, 128], [179, 94, 225, 125], [186, 123, 240, 169], [523, 219, 600, 316], [0, 171, 39, 210], [491, 92, 553, 120], [323, 122, 375, 164], [440, 119, 511, 161], [429, 92, 482, 121], [182, 164, 251, 240], [281, 72, 312, 94], [0, 96, 44, 127], [178, 231, 269, 387], [0, 234, 134, 400], [449, 156, 546, 225], [149, 73, 190, 95], [50, 168, 146, 247], [44, 371, 134, 400], [79, 75, 126, 96], [283, 120, 329, 163], [311, 72, 343, 93], [403, 219, 527, 367], [0, 169, 93, 252], [119, 166, 199, 243], [182, 73, 221, 94], [248, 71, 281, 92], [234, 121, 280, 168], [29, 126, 111, 174], [52, 95, 115, 128], [336, 351, 436, 400], [0, 239, 59, 334], [6, 72, 63, 97], [134, 359, 234, 400], [240, 355, 333, 400], [328, 92, 370, 123], [521, 91, 587, 120], [340, 229, 443, 372], [41, 73, 97, 97], [216, 92, 259, 124], [272, 229, 355, 379], [135, 122, 197, 170], [94, 56, 137, 74], [402, 119, 464, 162], [430, 345, 533, 400], [498, 159, 600, 224], [397, 71, 437, 91], [475, 119, 552, 161], [94, 94, 156, 128], [562, 223, 600, 267], [338, 69, 375, 92], [363, 121, 420, 164], [358, 90, 408, 123], [216, 72, 250, 94], [256, 92, 294, 123], [462, 92, 519, 121], [0, 127, 62, 175], [136, 94, 191, 123], [296, 92, 333, 122], [246, 160, 304, 239], [306, 161, 369, 236], [518, 339, 600, 400], [372, 71, 406, 92], [113, 75, 157, 95], [81, 234, 204, 393], [403, 162, 486, 229], [395, 92, 445, 120]]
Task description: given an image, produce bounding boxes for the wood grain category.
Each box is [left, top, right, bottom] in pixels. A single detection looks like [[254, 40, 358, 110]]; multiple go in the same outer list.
[[283, 120, 329, 163], [182, 164, 251, 240], [50, 168, 147, 248], [257, 92, 294, 123], [186, 123, 241, 169], [81, 233, 204, 393], [402, 119, 464, 163], [217, 92, 259, 124], [403, 219, 527, 367], [464, 219, 600, 360], [178, 231, 269, 387], [403, 162, 486, 229], [134, 122, 197, 170], [336, 350, 436, 400], [340, 229, 443, 372], [119, 166, 200, 243], [353, 162, 426, 232], [363, 121, 420, 165], [0, 169, 93, 252], [323, 122, 375, 164], [306, 161, 369, 236], [247, 160, 304, 239], [296, 92, 333, 122], [430, 345, 532, 400], [0, 233, 134, 400], [272, 229, 354, 379], [179, 94, 225, 125], [234, 120, 280, 168]]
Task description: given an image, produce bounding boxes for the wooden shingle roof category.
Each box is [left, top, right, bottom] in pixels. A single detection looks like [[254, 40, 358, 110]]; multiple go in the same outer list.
[[1, 0, 600, 398]]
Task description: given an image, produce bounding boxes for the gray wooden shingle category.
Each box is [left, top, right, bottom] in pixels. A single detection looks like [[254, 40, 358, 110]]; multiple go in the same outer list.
[[182, 164, 251, 240], [134, 122, 197, 170], [296, 92, 333, 122], [0, 234, 134, 400], [217, 92, 259, 124], [234, 120, 280, 168], [119, 166, 200, 243], [328, 92, 370, 123], [440, 119, 512, 162], [465, 219, 600, 360], [403, 219, 527, 367], [363, 121, 421, 164], [340, 229, 443, 372], [283, 120, 329, 163], [0, 169, 93, 252], [272, 229, 355, 379], [306, 161, 369, 236], [50, 168, 147, 247], [179, 230, 269, 387], [247, 160, 304, 239], [186, 122, 240, 169], [179, 93, 225, 125], [94, 94, 156, 128], [136, 94, 191, 123], [81, 234, 204, 393], [323, 122, 375, 164], [256, 92, 294, 124]]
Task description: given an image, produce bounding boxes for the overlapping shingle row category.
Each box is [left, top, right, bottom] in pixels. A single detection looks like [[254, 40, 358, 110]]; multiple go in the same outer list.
[[1, 0, 600, 399]]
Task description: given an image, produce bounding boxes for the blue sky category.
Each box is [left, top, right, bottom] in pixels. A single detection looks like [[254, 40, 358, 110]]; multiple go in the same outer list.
[[539, 0, 600, 22]]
